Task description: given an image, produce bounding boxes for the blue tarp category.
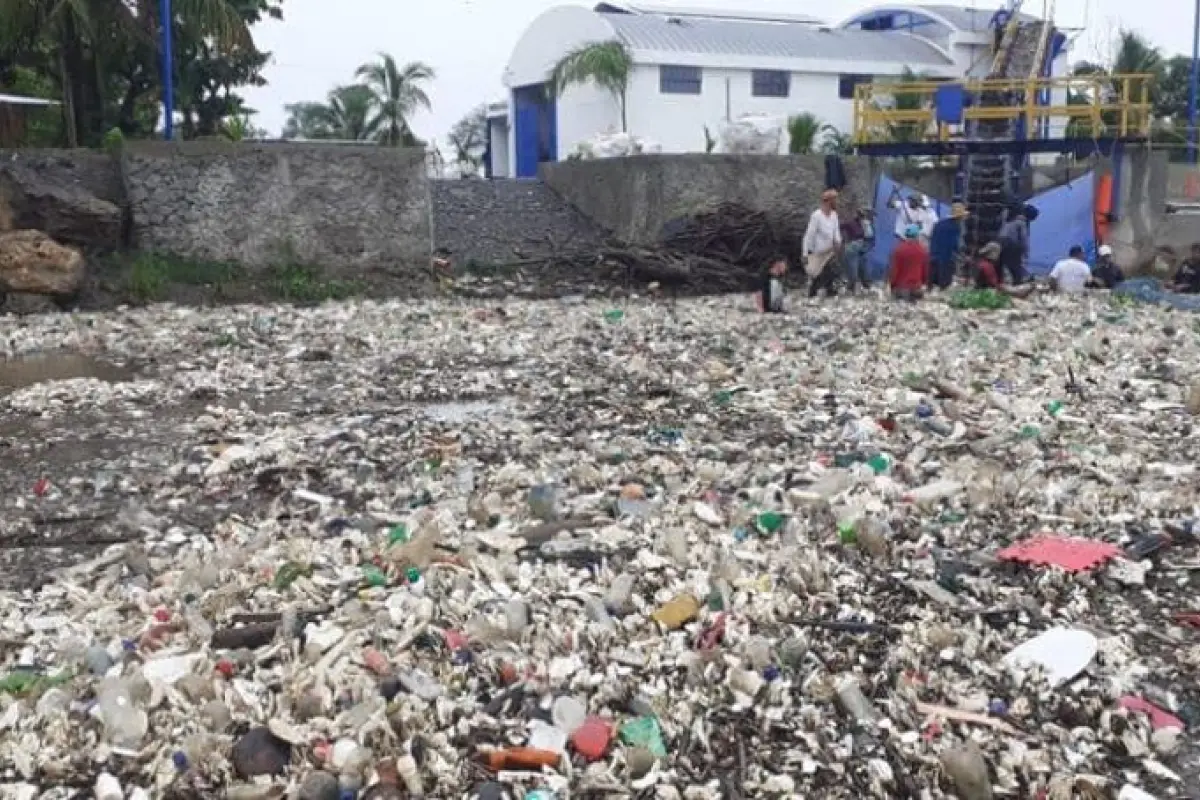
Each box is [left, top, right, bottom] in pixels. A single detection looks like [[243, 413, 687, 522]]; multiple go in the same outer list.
[[1026, 171, 1096, 275], [868, 170, 1097, 278], [1115, 277, 1200, 312]]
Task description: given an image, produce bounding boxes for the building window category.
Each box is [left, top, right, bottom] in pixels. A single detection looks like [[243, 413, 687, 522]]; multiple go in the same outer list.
[[660, 65, 702, 94], [838, 74, 871, 100], [752, 70, 790, 98]]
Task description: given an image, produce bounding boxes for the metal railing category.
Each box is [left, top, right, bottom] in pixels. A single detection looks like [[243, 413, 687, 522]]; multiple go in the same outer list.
[[852, 73, 1154, 145]]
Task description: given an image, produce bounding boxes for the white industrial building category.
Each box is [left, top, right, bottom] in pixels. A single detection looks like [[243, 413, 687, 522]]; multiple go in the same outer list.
[[489, 2, 1070, 178]]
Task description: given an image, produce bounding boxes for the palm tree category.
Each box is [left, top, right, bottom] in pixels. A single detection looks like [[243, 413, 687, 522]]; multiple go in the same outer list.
[[821, 128, 855, 155], [787, 113, 824, 154], [355, 53, 434, 147], [550, 40, 632, 132], [281, 85, 379, 141]]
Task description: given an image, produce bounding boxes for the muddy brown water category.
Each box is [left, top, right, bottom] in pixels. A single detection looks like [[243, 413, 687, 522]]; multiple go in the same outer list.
[[0, 353, 135, 393]]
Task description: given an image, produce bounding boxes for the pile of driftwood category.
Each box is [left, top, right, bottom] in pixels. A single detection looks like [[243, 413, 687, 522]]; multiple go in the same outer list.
[[594, 203, 809, 294]]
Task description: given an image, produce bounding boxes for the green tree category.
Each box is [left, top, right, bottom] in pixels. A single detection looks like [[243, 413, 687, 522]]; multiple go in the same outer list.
[[447, 104, 487, 173], [550, 40, 632, 132], [786, 113, 824, 154], [885, 67, 930, 143], [0, 0, 268, 146], [282, 84, 379, 141], [821, 128, 855, 155], [355, 53, 433, 147]]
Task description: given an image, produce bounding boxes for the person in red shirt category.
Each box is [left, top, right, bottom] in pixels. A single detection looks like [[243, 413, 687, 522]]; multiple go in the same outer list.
[[976, 242, 1034, 298], [889, 224, 928, 300]]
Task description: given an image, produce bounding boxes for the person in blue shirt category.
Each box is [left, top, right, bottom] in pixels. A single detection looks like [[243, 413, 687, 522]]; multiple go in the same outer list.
[[928, 202, 968, 289]]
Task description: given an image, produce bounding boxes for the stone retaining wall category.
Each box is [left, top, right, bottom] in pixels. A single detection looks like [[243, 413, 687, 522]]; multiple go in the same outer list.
[[121, 141, 431, 272]]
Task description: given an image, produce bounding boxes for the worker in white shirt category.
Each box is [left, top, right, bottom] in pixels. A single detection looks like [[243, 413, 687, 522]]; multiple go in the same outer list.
[[1048, 245, 1092, 294], [803, 188, 842, 298], [892, 193, 938, 246]]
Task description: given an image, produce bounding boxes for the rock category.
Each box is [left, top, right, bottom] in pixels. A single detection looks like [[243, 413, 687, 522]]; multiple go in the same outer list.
[[0, 162, 123, 250], [941, 743, 993, 800], [0, 230, 85, 296], [298, 771, 340, 800], [231, 725, 291, 778]]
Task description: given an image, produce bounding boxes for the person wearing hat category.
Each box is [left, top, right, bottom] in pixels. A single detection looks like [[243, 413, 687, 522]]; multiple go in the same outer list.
[[928, 202, 969, 289], [888, 223, 929, 300], [976, 241, 1034, 298], [1088, 244, 1124, 289], [802, 188, 843, 298]]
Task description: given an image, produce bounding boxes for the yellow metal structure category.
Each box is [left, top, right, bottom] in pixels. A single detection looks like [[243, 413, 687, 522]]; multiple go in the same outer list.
[[851, 74, 1154, 145]]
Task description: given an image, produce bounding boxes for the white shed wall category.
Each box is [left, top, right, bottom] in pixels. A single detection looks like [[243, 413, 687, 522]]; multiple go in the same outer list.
[[618, 64, 849, 154], [488, 118, 511, 177], [556, 81, 623, 159]]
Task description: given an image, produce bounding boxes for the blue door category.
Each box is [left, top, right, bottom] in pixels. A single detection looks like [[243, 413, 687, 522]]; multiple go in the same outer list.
[[513, 84, 556, 178]]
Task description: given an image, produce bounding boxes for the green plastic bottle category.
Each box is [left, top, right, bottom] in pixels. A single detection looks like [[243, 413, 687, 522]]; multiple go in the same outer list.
[[362, 564, 388, 587], [388, 525, 410, 546]]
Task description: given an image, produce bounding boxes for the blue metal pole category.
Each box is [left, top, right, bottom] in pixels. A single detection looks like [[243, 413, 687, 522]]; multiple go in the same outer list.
[[1190, 0, 1199, 163], [160, 0, 174, 140]]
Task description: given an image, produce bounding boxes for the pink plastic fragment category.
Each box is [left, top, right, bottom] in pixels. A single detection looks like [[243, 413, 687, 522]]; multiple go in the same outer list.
[[996, 535, 1120, 572], [1118, 696, 1185, 730]]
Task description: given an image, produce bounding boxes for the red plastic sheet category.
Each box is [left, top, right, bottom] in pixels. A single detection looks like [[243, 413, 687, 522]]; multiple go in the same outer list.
[[1118, 696, 1185, 730], [997, 535, 1121, 572]]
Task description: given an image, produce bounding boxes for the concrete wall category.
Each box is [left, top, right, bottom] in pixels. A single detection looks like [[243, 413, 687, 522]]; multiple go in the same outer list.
[[122, 141, 431, 271], [542, 153, 870, 243]]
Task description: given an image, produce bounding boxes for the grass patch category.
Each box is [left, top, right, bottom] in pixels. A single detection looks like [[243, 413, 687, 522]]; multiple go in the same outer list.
[[120, 252, 240, 302], [266, 262, 361, 303]]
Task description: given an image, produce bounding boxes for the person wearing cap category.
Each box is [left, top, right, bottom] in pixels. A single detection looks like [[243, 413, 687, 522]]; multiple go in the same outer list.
[[928, 202, 969, 289], [893, 193, 938, 245], [888, 224, 929, 300], [976, 241, 1034, 298], [1088, 244, 1124, 289], [803, 189, 842, 298], [840, 207, 873, 293]]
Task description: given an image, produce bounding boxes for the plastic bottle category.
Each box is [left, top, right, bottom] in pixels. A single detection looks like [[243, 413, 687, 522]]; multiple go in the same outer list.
[[551, 695, 587, 735], [834, 676, 879, 725], [481, 747, 561, 771], [528, 485, 558, 521], [96, 677, 149, 748], [395, 754, 423, 796], [904, 480, 964, 505], [582, 596, 615, 630], [604, 573, 635, 612], [855, 518, 892, 560], [661, 529, 688, 564], [505, 600, 529, 636]]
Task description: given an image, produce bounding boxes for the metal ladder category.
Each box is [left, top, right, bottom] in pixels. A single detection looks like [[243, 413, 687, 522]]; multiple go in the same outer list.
[[963, 8, 1054, 249]]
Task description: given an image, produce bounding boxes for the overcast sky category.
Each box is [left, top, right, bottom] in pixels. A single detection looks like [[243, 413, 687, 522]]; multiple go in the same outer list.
[[241, 0, 1191, 149]]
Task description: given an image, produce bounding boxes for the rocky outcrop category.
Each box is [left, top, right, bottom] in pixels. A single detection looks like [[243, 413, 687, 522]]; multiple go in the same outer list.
[[0, 161, 123, 250], [0, 229, 85, 296]]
